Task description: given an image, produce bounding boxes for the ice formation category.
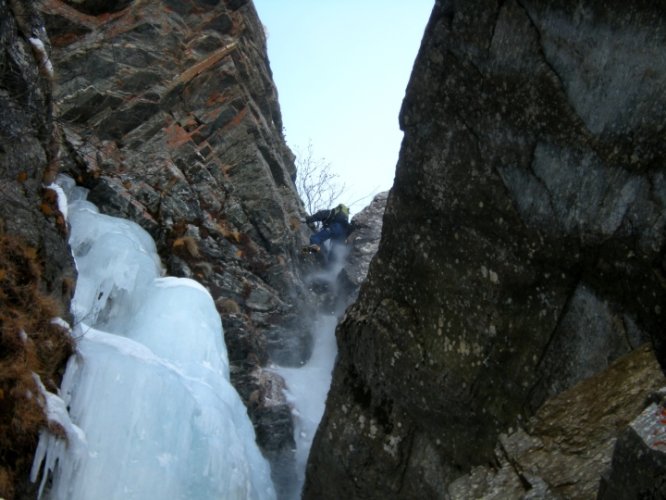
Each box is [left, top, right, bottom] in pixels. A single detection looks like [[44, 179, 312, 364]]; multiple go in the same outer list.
[[275, 313, 338, 497], [273, 242, 346, 498], [32, 176, 276, 500]]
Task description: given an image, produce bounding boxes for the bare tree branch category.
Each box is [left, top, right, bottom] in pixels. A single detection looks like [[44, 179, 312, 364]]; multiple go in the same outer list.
[[295, 141, 346, 217]]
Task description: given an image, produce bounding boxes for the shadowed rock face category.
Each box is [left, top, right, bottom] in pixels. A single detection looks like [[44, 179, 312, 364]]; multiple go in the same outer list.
[[598, 387, 666, 500], [449, 345, 665, 499], [0, 1, 75, 498], [62, 0, 133, 15], [305, 1, 666, 498]]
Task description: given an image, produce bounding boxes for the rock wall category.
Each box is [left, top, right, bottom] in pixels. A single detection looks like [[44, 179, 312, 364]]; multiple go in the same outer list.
[[305, 1, 666, 498], [599, 387, 666, 499], [0, 1, 75, 498]]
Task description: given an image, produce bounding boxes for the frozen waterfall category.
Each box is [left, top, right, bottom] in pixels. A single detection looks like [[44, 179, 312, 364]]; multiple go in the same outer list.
[[31, 176, 276, 500], [274, 243, 348, 498], [274, 313, 338, 497]]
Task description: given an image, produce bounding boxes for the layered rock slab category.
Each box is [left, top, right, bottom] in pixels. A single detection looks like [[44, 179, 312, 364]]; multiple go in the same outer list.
[[448, 345, 665, 499], [305, 1, 666, 498]]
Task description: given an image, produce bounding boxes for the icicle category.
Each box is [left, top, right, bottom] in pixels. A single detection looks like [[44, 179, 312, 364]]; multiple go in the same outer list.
[[30, 372, 87, 499]]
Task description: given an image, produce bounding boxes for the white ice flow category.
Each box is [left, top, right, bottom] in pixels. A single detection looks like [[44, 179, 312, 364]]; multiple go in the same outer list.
[[275, 313, 338, 497], [31, 176, 276, 500], [273, 242, 348, 498]]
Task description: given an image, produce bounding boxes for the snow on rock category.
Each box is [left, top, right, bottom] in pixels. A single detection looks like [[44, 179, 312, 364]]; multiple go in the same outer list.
[[272, 244, 349, 498], [32, 178, 276, 500], [28, 36, 54, 78], [50, 317, 72, 334], [274, 313, 338, 497], [46, 183, 68, 220]]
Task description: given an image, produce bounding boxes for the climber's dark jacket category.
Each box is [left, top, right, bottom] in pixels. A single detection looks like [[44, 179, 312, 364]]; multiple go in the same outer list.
[[306, 205, 350, 246], [305, 208, 348, 227]]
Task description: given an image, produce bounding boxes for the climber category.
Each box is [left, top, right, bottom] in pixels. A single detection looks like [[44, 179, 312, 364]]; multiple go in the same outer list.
[[303, 203, 351, 253]]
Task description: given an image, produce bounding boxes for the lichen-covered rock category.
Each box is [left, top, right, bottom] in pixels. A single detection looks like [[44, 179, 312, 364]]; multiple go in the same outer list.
[[449, 345, 665, 499], [305, 1, 666, 498]]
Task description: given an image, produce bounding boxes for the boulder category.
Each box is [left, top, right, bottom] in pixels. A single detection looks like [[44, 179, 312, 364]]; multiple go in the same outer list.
[[598, 389, 666, 499], [449, 345, 665, 499]]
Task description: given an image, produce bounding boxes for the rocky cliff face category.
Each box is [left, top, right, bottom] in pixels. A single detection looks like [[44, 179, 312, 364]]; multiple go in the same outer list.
[[1, 0, 318, 497], [0, 2, 75, 497], [305, 1, 666, 498]]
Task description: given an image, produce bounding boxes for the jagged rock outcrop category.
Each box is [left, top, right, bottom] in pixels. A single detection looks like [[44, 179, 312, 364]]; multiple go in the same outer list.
[[305, 1, 666, 498], [598, 388, 666, 499], [0, 1, 75, 498], [448, 345, 665, 499], [338, 192, 388, 300]]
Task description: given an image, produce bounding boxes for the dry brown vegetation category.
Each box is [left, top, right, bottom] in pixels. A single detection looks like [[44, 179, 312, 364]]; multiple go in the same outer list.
[[0, 233, 73, 500], [172, 236, 200, 258]]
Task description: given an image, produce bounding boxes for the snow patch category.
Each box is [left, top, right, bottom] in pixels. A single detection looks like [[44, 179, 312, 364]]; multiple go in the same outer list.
[[28, 37, 54, 78], [51, 317, 72, 334], [46, 183, 68, 220]]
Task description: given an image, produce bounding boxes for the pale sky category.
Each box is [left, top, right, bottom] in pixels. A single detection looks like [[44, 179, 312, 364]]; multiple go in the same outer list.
[[252, 1, 434, 214]]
